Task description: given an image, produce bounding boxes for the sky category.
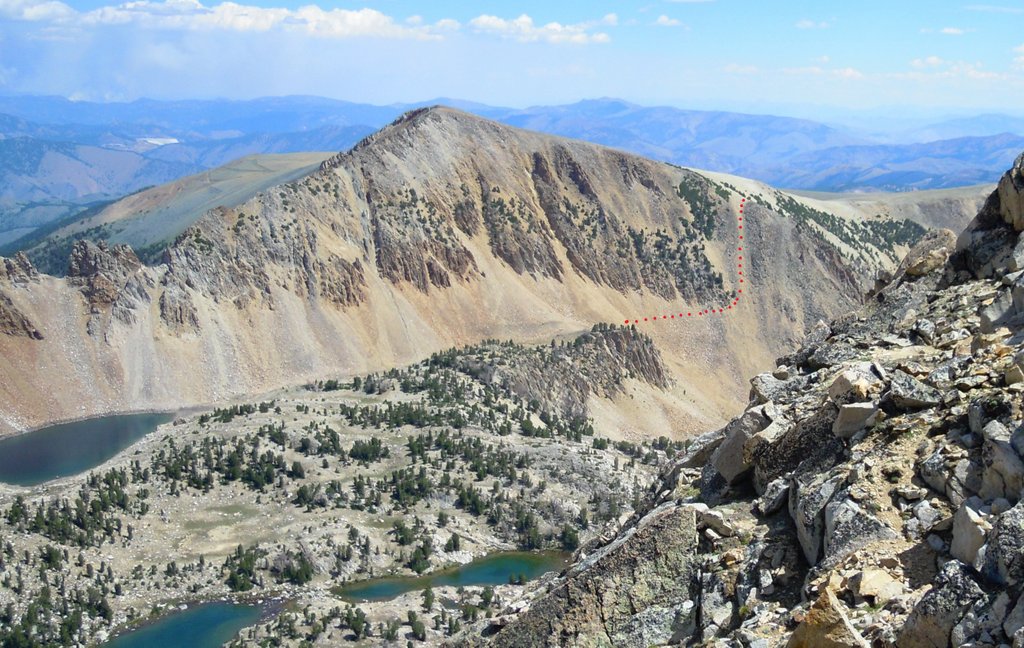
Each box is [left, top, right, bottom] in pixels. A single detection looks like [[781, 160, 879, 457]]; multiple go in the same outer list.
[[0, 0, 1023, 119]]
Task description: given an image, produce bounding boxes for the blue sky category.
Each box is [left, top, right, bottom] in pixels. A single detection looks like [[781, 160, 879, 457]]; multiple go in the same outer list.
[[1, 0, 1022, 118]]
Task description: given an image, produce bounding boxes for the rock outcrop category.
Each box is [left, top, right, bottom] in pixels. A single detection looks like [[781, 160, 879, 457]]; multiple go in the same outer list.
[[0, 252, 42, 339], [480, 504, 699, 648], [469, 153, 1024, 647]]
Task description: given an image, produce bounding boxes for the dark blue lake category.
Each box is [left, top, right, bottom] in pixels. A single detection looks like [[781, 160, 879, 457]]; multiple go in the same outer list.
[[0, 412, 172, 486], [337, 551, 569, 602], [104, 602, 263, 648]]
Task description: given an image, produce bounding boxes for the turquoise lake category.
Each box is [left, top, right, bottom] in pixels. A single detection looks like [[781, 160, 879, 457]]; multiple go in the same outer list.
[[336, 550, 569, 602], [103, 602, 263, 648], [0, 412, 172, 486]]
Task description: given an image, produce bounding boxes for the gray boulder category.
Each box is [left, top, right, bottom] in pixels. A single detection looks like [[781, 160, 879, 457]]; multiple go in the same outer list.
[[897, 561, 987, 648], [710, 407, 769, 484], [980, 500, 1024, 586], [980, 420, 1024, 503], [823, 497, 898, 565], [951, 497, 991, 567], [890, 370, 942, 409], [790, 471, 845, 565]]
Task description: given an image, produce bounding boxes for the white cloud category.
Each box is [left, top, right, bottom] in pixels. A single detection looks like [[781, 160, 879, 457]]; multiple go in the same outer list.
[[940, 62, 998, 79], [911, 55, 945, 68], [795, 18, 830, 29], [894, 59, 1002, 81], [0, 0, 75, 22], [1014, 44, 1024, 68], [601, 13, 618, 26], [923, 26, 971, 35], [781, 65, 863, 80], [783, 66, 824, 75], [655, 15, 681, 27], [723, 63, 758, 74], [468, 13, 611, 44], [664, 0, 715, 3], [832, 67, 863, 79], [1, 0, 458, 40], [292, 6, 439, 39]]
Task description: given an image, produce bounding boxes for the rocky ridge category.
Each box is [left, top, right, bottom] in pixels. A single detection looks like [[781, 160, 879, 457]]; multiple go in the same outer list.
[[467, 153, 1024, 647], [0, 108, 928, 435], [0, 252, 41, 339]]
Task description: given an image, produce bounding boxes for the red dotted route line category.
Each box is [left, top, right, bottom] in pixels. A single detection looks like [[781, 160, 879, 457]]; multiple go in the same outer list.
[[623, 197, 747, 325]]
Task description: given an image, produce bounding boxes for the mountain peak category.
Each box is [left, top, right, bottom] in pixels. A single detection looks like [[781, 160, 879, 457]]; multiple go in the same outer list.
[[320, 105, 493, 170]]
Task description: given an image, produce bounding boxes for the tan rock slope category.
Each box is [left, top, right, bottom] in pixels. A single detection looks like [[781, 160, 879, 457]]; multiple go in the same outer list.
[[0, 108, 936, 436]]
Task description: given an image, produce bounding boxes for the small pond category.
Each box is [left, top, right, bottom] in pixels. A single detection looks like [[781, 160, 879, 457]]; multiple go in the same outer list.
[[336, 550, 570, 602]]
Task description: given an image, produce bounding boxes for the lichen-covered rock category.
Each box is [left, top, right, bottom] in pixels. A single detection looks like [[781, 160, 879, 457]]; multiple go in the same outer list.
[[790, 471, 845, 564], [898, 561, 987, 648], [979, 420, 1024, 503], [822, 497, 898, 565], [979, 500, 1024, 586], [889, 369, 941, 410], [483, 503, 698, 648], [751, 402, 843, 494]]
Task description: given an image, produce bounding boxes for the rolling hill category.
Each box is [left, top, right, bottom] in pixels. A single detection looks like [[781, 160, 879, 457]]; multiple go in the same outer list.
[[5, 151, 333, 273]]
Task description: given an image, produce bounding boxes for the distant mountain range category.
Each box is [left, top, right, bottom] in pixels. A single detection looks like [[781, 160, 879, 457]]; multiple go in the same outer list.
[[1, 94, 1021, 246]]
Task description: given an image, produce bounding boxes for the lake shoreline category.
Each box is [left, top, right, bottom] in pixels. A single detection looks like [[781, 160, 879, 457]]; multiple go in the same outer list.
[[335, 550, 571, 603], [0, 411, 177, 486], [101, 594, 290, 646]]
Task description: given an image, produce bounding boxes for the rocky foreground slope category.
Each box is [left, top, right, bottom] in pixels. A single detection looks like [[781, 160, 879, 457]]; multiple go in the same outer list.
[[0, 108, 928, 436], [465, 155, 1024, 647]]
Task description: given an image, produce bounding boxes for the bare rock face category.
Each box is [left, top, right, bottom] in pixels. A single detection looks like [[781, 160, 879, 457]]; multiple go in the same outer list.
[[954, 154, 1024, 279], [66, 240, 152, 335], [0, 292, 42, 339], [158, 281, 200, 333], [163, 211, 367, 311], [998, 152, 1024, 232], [450, 325, 669, 420], [0, 252, 37, 283], [482, 503, 699, 648], [68, 240, 142, 304], [0, 253, 42, 339], [896, 228, 957, 279]]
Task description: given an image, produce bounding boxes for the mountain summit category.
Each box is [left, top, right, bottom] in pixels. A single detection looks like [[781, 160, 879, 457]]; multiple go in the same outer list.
[[0, 108, 927, 434]]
